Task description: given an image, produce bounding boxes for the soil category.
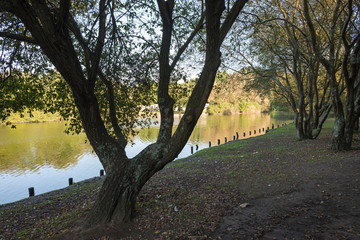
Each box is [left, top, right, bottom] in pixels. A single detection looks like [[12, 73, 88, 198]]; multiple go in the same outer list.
[[0, 124, 359, 240]]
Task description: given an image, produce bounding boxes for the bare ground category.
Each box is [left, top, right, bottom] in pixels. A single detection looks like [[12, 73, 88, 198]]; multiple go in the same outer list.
[[0, 124, 359, 239]]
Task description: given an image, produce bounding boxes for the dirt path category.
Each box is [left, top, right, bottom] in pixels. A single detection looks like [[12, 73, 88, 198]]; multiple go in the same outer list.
[[211, 156, 360, 239]]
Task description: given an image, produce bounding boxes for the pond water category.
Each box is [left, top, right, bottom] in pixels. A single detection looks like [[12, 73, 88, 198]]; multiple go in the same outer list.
[[0, 112, 293, 205]]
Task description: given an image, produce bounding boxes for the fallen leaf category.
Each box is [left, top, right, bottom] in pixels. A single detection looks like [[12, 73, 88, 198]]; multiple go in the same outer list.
[[240, 203, 251, 208]]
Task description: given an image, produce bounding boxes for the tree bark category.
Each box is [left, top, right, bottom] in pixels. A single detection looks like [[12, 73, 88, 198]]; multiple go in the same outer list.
[[84, 143, 165, 225], [329, 71, 346, 150]]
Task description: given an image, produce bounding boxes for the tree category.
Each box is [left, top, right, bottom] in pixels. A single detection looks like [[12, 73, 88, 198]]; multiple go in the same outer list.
[[0, 0, 249, 226], [227, 0, 333, 140], [304, 0, 360, 150], [341, 0, 360, 149]]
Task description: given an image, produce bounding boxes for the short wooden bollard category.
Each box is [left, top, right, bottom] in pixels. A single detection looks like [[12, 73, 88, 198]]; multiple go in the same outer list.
[[233, 135, 236, 140], [259, 129, 261, 133], [243, 132, 246, 137], [267, 126, 270, 130], [225, 137, 227, 143], [209, 141, 211, 147], [100, 169, 104, 176], [272, 124, 274, 129], [249, 131, 251, 136], [28, 187, 35, 197], [254, 130, 256, 134], [196, 145, 199, 150], [218, 139, 220, 145], [191, 146, 194, 154], [69, 178, 73, 186], [262, 128, 265, 132], [236, 132, 239, 140], [278, 124, 280, 128]]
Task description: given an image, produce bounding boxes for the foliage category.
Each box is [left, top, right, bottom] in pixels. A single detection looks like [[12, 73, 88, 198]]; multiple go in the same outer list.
[[207, 71, 272, 115]]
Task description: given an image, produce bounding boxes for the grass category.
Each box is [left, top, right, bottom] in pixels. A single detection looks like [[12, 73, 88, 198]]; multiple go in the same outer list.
[[3, 110, 61, 124]]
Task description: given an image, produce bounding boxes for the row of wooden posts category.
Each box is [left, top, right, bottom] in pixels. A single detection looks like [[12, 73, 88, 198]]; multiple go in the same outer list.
[[27, 122, 287, 197], [28, 169, 106, 197], [190, 123, 287, 154]]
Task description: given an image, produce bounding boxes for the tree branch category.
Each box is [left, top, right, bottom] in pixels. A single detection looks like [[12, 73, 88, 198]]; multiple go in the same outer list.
[[99, 72, 127, 148], [67, 13, 127, 147], [88, 0, 107, 89], [170, 12, 205, 72], [219, 0, 248, 43], [0, 31, 37, 44], [67, 16, 92, 74], [0, 0, 12, 12]]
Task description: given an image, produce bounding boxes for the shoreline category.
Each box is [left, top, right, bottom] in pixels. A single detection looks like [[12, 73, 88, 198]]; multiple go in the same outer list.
[[0, 176, 104, 209], [1, 123, 359, 239]]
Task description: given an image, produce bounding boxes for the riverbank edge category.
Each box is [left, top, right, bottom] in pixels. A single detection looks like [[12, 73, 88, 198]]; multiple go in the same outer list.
[[1, 123, 359, 239], [0, 176, 104, 210]]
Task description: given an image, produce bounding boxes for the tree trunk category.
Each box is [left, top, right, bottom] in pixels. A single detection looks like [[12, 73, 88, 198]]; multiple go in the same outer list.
[[330, 72, 346, 150], [343, 83, 355, 150], [84, 143, 167, 226], [295, 111, 305, 140], [84, 170, 140, 226], [354, 117, 359, 133]]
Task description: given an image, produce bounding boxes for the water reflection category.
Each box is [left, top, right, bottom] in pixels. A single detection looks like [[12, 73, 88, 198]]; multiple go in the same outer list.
[[0, 122, 92, 175], [0, 112, 293, 204], [137, 112, 292, 147]]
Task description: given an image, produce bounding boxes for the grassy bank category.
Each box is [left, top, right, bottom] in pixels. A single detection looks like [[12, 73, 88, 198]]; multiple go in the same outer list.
[[3, 110, 61, 124], [1, 123, 359, 239]]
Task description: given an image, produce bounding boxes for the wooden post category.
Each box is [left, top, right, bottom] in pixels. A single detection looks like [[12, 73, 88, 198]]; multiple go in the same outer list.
[[196, 144, 199, 150], [262, 128, 264, 132], [267, 126, 270, 130], [209, 141, 211, 147], [218, 139, 220, 145], [225, 137, 227, 143], [69, 178, 73, 186], [243, 132, 246, 137], [28, 187, 35, 197], [272, 124, 274, 129], [191, 146, 194, 154], [100, 169, 104, 176], [249, 131, 251, 136], [236, 132, 239, 140], [233, 135, 235, 140], [278, 124, 279, 128], [254, 130, 256, 134], [259, 129, 261, 133]]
